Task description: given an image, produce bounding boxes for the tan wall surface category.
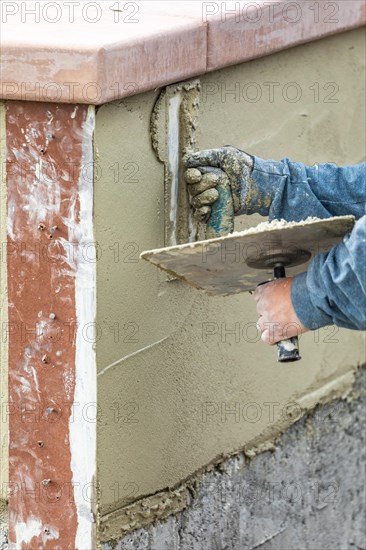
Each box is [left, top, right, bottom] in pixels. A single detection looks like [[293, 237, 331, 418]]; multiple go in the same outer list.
[[95, 28, 366, 521]]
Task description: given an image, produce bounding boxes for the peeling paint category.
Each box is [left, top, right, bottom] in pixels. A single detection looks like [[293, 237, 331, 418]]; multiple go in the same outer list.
[[0, 100, 8, 543], [14, 517, 42, 546]]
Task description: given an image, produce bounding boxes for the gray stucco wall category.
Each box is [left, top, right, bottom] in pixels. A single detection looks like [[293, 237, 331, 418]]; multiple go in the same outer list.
[[103, 368, 365, 550]]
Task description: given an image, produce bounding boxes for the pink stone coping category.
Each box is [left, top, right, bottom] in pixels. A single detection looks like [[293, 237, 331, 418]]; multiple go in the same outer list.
[[1, 1, 365, 105]]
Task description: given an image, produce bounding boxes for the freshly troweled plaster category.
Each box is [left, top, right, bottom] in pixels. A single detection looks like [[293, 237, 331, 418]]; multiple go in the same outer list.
[[0, 101, 8, 542], [95, 28, 366, 538]]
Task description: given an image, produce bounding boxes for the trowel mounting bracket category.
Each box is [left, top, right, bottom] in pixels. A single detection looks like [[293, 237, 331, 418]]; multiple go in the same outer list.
[[151, 79, 201, 247]]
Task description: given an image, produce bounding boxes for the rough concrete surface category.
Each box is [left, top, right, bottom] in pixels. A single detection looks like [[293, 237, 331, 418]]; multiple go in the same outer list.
[[103, 369, 366, 550]]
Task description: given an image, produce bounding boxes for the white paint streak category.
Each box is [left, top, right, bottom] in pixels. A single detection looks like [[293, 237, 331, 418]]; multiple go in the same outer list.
[[30, 366, 41, 400], [97, 335, 170, 378], [15, 517, 59, 546], [15, 517, 42, 545], [21, 152, 61, 228], [63, 370, 75, 400], [69, 105, 97, 549], [42, 525, 59, 542], [7, 198, 16, 240], [167, 94, 181, 246], [8, 121, 63, 246]]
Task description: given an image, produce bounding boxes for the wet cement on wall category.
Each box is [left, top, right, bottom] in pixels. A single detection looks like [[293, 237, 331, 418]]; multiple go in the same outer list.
[[103, 367, 366, 550], [0, 101, 8, 548], [94, 27, 366, 539]]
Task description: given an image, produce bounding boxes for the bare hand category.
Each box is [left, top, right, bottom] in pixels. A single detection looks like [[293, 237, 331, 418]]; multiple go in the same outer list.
[[254, 278, 309, 344]]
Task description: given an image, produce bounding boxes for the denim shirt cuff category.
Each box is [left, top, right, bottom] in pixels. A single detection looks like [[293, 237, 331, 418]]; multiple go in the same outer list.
[[291, 272, 333, 330], [242, 155, 288, 216]]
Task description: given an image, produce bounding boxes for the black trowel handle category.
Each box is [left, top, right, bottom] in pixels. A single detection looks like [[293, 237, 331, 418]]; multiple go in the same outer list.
[[274, 264, 301, 363]]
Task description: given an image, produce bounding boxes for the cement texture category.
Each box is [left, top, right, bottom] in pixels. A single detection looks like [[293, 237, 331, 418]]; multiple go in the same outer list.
[[103, 369, 366, 550], [95, 27, 366, 534]]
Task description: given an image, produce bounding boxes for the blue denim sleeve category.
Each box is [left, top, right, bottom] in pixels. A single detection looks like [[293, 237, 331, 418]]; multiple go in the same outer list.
[[246, 156, 366, 331]]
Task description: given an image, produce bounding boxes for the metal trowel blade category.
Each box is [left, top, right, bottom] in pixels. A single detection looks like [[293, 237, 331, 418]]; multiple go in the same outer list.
[[140, 216, 355, 296]]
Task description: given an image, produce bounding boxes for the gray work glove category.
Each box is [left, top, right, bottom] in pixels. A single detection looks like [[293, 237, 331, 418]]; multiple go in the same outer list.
[[184, 166, 221, 222], [185, 146, 254, 215]]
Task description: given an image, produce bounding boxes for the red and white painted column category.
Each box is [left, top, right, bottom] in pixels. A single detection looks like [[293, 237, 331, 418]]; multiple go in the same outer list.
[[5, 102, 96, 549]]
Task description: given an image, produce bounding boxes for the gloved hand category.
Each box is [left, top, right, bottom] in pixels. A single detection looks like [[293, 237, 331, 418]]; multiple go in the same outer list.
[[185, 146, 254, 215], [184, 166, 221, 222]]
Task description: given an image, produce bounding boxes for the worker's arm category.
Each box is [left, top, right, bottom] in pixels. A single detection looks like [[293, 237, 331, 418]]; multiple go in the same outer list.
[[187, 149, 366, 335], [186, 147, 366, 220], [248, 156, 366, 221], [250, 156, 366, 331], [254, 213, 366, 344], [291, 213, 366, 331]]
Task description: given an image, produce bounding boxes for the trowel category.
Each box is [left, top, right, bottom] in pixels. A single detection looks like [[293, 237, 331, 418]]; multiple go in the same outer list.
[[141, 168, 355, 362]]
